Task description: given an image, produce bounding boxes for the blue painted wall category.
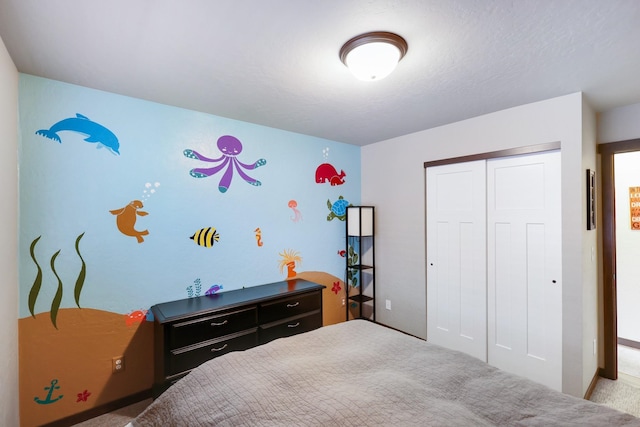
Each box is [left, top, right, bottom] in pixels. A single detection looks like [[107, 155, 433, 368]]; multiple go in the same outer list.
[[18, 74, 360, 317], [18, 74, 360, 424]]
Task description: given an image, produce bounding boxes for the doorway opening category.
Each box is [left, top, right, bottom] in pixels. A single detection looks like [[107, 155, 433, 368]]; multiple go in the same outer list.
[[599, 138, 640, 381]]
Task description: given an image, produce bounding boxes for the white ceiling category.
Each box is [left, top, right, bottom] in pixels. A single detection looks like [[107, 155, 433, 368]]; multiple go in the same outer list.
[[1, 0, 639, 146]]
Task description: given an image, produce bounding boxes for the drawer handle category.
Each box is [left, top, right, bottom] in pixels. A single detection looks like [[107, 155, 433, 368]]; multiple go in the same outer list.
[[287, 322, 300, 328], [286, 302, 300, 308], [210, 320, 228, 327], [210, 344, 228, 352]]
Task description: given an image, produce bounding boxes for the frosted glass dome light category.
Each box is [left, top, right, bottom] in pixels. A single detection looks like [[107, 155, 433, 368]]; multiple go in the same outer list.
[[340, 32, 408, 82]]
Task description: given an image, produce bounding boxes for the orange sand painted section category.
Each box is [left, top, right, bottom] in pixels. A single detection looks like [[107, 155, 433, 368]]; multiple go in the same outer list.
[[295, 271, 346, 325], [18, 272, 344, 426], [19, 308, 153, 427]]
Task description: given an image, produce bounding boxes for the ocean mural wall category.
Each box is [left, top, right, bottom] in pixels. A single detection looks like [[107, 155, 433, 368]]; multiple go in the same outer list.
[[18, 74, 360, 426]]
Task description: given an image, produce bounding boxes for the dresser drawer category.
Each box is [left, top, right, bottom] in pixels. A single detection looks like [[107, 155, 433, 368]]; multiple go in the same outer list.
[[169, 328, 258, 375], [169, 306, 257, 349], [259, 291, 321, 324], [152, 279, 325, 398], [259, 310, 322, 344]]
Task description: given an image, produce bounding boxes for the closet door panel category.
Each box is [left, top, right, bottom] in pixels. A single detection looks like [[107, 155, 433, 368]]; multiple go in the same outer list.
[[426, 160, 487, 362], [487, 150, 562, 391]]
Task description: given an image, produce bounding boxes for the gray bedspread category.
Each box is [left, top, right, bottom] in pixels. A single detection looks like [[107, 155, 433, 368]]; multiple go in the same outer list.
[[133, 320, 640, 426]]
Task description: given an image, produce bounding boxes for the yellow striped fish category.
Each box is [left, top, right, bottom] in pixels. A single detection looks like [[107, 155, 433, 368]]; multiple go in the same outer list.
[[190, 227, 220, 247]]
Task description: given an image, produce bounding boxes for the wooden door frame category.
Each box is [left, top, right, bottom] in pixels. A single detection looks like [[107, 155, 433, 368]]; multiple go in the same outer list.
[[598, 138, 640, 379]]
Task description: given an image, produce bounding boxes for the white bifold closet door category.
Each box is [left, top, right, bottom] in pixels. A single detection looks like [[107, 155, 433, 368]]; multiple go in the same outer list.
[[486, 150, 562, 391], [426, 150, 562, 391], [426, 160, 487, 362]]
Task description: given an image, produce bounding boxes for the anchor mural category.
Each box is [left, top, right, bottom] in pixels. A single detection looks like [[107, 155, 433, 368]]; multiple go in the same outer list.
[[34, 379, 63, 405]]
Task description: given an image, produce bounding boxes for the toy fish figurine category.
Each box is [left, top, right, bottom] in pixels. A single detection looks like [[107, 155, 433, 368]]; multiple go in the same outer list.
[[205, 285, 224, 296], [36, 113, 120, 155], [190, 227, 220, 247]]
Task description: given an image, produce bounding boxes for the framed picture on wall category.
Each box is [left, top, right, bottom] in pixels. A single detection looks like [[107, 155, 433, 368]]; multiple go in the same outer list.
[[586, 169, 596, 230]]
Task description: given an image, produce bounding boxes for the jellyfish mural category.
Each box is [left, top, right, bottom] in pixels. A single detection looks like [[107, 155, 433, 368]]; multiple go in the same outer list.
[[288, 200, 302, 222], [184, 135, 267, 193]]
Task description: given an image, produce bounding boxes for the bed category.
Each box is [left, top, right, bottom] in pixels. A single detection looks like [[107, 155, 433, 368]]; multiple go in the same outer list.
[[131, 320, 640, 426]]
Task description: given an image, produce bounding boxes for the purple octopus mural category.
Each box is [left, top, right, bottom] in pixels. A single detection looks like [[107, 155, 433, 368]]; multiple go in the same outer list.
[[184, 135, 267, 193]]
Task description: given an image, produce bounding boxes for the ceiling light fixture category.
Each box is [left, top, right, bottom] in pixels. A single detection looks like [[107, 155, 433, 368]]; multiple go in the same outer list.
[[339, 31, 408, 82]]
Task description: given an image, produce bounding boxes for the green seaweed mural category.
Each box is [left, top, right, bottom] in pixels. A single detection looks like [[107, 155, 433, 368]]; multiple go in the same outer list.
[[27, 233, 88, 329], [28, 236, 43, 318], [50, 250, 63, 329], [73, 232, 86, 308]]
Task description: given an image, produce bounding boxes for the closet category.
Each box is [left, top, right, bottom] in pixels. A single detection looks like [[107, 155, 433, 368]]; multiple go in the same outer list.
[[425, 149, 562, 391]]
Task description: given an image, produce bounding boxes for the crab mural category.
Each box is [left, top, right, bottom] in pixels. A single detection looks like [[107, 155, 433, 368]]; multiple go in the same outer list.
[[184, 135, 266, 193], [326, 196, 351, 221]]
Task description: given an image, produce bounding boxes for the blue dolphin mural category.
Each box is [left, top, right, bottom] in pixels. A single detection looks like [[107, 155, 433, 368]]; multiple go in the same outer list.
[[36, 114, 120, 155]]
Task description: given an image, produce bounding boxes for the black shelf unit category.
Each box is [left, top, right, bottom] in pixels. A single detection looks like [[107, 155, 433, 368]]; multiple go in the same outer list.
[[345, 206, 375, 321]]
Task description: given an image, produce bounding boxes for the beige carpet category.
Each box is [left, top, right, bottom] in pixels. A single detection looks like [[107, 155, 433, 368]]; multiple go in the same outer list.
[[590, 374, 640, 418], [620, 345, 640, 379], [588, 344, 640, 418], [72, 399, 151, 427]]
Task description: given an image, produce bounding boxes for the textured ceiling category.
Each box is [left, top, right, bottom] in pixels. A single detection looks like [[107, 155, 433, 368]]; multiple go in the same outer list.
[[1, 0, 639, 146]]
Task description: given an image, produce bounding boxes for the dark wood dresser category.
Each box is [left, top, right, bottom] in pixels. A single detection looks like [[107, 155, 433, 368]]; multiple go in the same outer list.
[[151, 279, 325, 397]]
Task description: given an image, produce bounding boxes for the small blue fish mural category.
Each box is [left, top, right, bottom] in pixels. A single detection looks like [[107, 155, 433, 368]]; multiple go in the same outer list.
[[36, 113, 120, 155], [190, 227, 220, 248], [205, 284, 223, 296]]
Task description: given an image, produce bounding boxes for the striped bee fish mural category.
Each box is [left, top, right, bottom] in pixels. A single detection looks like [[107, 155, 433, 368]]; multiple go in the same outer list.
[[190, 227, 220, 248]]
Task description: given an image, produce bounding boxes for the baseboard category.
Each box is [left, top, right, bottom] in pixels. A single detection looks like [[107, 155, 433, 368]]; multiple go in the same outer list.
[[584, 369, 600, 400], [41, 389, 152, 427], [618, 337, 640, 349]]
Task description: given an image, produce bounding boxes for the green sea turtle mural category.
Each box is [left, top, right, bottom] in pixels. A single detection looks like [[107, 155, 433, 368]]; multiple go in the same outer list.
[[326, 196, 351, 221]]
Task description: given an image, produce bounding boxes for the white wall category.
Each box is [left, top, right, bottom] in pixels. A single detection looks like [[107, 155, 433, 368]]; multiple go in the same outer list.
[[0, 36, 19, 427], [581, 98, 599, 391], [362, 92, 597, 397], [598, 102, 640, 144], [613, 151, 640, 343]]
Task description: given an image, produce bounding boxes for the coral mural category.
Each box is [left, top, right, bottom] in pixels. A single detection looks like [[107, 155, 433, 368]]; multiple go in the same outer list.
[[278, 249, 302, 279], [187, 278, 203, 298]]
